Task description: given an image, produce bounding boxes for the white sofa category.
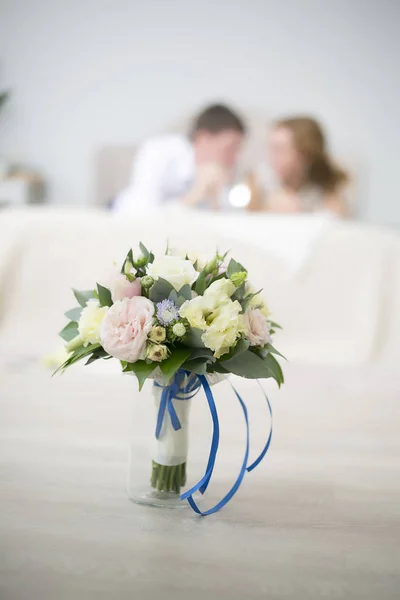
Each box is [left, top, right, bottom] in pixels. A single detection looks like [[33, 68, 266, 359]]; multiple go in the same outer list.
[[0, 206, 399, 370], [1, 206, 399, 598]]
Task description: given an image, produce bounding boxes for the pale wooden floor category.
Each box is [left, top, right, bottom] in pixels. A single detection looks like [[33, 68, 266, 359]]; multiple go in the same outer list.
[[1, 364, 399, 600]]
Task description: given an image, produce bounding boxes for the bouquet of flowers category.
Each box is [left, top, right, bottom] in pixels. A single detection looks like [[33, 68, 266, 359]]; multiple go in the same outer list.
[[56, 243, 284, 514]]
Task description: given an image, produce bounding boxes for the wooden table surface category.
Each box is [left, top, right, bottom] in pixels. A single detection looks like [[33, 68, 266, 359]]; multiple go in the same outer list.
[[1, 365, 399, 600]]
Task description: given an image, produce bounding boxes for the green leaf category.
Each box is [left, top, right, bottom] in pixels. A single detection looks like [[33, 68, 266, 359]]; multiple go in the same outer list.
[[176, 284, 192, 301], [149, 278, 174, 303], [139, 242, 150, 260], [232, 281, 246, 302], [64, 306, 82, 321], [223, 348, 281, 382], [73, 289, 95, 307], [168, 289, 179, 304], [85, 348, 109, 365], [194, 269, 207, 295], [52, 343, 101, 376], [121, 248, 134, 274], [188, 347, 215, 362], [181, 358, 209, 375], [96, 283, 113, 307], [182, 327, 206, 348], [123, 360, 157, 391], [265, 343, 287, 360], [269, 320, 282, 330], [220, 337, 249, 361], [59, 321, 79, 342], [160, 348, 192, 383], [176, 296, 188, 308], [241, 289, 263, 311], [207, 362, 229, 374], [263, 353, 284, 386], [227, 258, 246, 278]]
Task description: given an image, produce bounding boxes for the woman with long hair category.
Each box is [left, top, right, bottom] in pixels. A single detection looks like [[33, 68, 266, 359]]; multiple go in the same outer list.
[[249, 116, 350, 216]]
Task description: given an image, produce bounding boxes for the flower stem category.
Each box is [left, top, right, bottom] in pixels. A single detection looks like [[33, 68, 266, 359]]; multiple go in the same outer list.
[[151, 460, 186, 494]]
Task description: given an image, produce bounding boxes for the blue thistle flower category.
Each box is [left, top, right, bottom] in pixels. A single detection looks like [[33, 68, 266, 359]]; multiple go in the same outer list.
[[156, 299, 179, 326]]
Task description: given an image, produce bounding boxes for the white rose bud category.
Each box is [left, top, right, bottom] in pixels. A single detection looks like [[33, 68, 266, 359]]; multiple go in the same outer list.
[[148, 325, 166, 343], [146, 344, 168, 362], [172, 322, 186, 337]]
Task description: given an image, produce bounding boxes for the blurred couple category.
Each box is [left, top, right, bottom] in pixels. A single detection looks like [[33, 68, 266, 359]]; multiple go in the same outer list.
[[114, 103, 349, 217]]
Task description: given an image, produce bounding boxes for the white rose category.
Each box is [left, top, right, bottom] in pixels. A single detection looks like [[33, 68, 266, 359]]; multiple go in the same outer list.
[[78, 299, 109, 345], [147, 255, 198, 291]]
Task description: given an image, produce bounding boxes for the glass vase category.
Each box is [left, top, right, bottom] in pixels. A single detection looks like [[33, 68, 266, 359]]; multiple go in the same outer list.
[[126, 371, 196, 509]]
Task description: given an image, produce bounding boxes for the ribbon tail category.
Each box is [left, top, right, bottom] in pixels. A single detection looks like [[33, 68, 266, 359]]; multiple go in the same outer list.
[[246, 380, 273, 472], [183, 382, 250, 516], [167, 393, 182, 432], [180, 374, 220, 500]]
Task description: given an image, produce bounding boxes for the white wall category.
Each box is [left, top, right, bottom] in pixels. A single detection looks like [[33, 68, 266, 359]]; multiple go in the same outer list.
[[0, 0, 399, 224]]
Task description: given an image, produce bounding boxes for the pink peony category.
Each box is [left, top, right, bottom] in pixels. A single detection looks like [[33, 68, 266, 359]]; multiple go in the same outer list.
[[243, 308, 271, 347], [111, 272, 141, 302], [100, 297, 154, 362]]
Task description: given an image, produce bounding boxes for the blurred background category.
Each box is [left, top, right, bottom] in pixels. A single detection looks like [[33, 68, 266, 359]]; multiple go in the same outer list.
[[0, 0, 399, 223]]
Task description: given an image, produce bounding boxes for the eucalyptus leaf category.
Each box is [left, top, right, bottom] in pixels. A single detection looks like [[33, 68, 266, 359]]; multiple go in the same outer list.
[[176, 295, 188, 308], [168, 289, 179, 304], [149, 278, 174, 303], [207, 362, 229, 374], [73, 289, 95, 307], [96, 283, 113, 307], [64, 306, 82, 321], [160, 348, 192, 383], [59, 321, 79, 342], [176, 284, 192, 301], [182, 327, 206, 348], [123, 360, 157, 391], [223, 349, 276, 380], [188, 347, 215, 362], [181, 358, 209, 375]]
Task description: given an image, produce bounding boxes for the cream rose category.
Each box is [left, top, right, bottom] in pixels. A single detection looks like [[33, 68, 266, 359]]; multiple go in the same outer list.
[[78, 299, 108, 345], [180, 279, 244, 358], [200, 299, 244, 358], [100, 297, 154, 362], [147, 256, 198, 291], [243, 308, 271, 347]]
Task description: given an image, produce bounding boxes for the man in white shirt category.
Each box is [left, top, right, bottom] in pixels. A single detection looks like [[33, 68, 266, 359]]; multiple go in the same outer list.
[[113, 104, 246, 214]]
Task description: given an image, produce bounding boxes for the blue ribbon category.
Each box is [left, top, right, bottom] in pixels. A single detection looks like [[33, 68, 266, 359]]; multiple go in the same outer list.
[[154, 370, 200, 439], [153, 370, 273, 515]]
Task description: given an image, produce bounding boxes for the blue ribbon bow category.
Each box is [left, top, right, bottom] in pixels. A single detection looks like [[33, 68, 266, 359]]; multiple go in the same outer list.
[[154, 371, 273, 515]]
